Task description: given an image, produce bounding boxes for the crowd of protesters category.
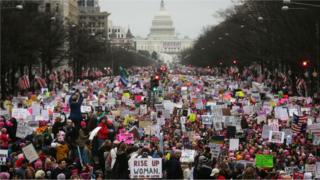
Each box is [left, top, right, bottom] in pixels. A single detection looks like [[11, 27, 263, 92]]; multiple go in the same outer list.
[[0, 64, 319, 179]]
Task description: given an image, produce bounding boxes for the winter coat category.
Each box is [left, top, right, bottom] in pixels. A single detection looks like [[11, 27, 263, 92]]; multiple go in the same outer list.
[[165, 157, 183, 179], [97, 122, 108, 140], [69, 94, 83, 121], [76, 128, 88, 147], [112, 152, 129, 179]]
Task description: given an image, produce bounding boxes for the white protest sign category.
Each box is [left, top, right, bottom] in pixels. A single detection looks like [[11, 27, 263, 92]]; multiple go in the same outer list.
[[11, 108, 29, 120], [268, 119, 279, 131], [288, 108, 299, 117], [201, 115, 213, 125], [31, 103, 41, 116], [209, 143, 221, 157], [40, 110, 49, 121], [0, 149, 8, 165], [22, 143, 39, 163], [129, 158, 162, 179], [262, 125, 272, 139], [89, 127, 102, 140], [229, 138, 239, 151], [305, 164, 316, 174], [268, 131, 285, 144], [81, 106, 92, 113], [243, 106, 254, 115], [180, 149, 196, 163], [275, 107, 289, 121], [140, 104, 148, 115], [16, 121, 33, 139], [316, 162, 320, 178]]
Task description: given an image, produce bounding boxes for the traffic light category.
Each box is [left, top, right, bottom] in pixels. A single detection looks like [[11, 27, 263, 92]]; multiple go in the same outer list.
[[151, 75, 160, 91], [302, 60, 308, 67]]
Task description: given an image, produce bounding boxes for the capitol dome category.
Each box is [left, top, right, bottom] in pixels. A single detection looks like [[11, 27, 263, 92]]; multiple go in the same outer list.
[[148, 0, 176, 39]]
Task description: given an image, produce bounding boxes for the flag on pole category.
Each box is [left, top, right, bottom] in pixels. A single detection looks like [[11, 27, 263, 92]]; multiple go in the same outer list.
[[17, 75, 30, 90], [119, 66, 129, 87], [291, 114, 307, 134], [35, 76, 47, 88]]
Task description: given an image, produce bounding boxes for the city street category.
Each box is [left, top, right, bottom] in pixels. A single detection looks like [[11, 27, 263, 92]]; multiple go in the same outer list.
[[1, 0, 320, 179]]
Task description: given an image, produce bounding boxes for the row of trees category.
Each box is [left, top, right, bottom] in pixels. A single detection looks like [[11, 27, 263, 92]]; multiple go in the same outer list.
[[181, 0, 320, 74], [1, 1, 154, 96]]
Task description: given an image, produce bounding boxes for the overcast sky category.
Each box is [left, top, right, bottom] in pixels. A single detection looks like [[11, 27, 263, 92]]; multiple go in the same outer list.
[[99, 0, 234, 39]]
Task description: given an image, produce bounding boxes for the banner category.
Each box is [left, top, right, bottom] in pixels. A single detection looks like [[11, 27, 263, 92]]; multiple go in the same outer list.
[[129, 158, 162, 179], [89, 127, 101, 140], [22, 143, 39, 163], [255, 154, 273, 168], [81, 106, 92, 113], [117, 132, 134, 144], [0, 149, 8, 165], [229, 138, 239, 151], [180, 149, 196, 163], [16, 121, 33, 139], [268, 131, 285, 144], [201, 115, 213, 125]]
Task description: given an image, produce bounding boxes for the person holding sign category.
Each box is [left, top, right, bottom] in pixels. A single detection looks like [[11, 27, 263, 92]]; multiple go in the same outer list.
[[69, 89, 83, 130]]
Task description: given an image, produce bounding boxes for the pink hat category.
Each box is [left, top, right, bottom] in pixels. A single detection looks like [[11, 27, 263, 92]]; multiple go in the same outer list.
[[80, 121, 86, 127], [34, 159, 43, 169]]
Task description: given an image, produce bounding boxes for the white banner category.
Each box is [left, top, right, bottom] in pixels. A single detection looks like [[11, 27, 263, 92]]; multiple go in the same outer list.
[[0, 149, 8, 165], [129, 158, 162, 179], [22, 143, 39, 163]]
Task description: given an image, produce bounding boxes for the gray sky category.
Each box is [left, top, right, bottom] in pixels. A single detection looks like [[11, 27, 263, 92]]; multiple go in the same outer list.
[[99, 0, 234, 39]]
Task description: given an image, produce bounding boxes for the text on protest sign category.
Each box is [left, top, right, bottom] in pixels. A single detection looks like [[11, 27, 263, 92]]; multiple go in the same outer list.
[[0, 149, 8, 165], [129, 158, 162, 179], [22, 143, 39, 163]]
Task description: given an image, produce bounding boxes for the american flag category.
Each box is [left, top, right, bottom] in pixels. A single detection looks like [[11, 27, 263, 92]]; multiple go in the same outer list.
[[291, 114, 307, 134], [35, 76, 47, 88], [17, 75, 30, 90]]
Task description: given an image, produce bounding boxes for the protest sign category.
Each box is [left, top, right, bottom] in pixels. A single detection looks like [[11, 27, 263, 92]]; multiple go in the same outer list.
[[12, 108, 29, 120], [305, 164, 316, 174], [268, 119, 279, 131], [16, 121, 33, 139], [288, 108, 299, 117], [201, 115, 213, 125], [262, 125, 272, 139], [255, 154, 273, 168], [89, 127, 101, 140], [268, 131, 285, 144], [316, 162, 320, 178], [285, 166, 298, 176], [81, 106, 91, 113], [180, 149, 196, 163], [22, 143, 39, 163], [129, 158, 162, 178], [243, 106, 254, 115], [229, 138, 239, 151], [214, 121, 223, 131], [209, 143, 221, 157], [0, 149, 8, 165], [31, 103, 41, 116], [117, 132, 134, 144], [40, 110, 49, 121], [275, 107, 289, 121]]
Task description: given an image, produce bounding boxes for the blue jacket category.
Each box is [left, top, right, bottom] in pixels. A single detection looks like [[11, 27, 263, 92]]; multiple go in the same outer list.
[[69, 93, 83, 121]]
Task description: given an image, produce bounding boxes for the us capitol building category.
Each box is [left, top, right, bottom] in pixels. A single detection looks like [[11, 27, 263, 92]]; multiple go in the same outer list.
[[134, 0, 194, 55]]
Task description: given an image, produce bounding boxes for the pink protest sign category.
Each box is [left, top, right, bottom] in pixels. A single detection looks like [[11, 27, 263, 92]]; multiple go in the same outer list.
[[117, 132, 134, 144], [135, 95, 143, 103]]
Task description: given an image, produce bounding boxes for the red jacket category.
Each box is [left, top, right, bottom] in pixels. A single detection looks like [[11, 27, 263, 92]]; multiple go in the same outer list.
[[0, 133, 9, 149], [97, 122, 108, 140]]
